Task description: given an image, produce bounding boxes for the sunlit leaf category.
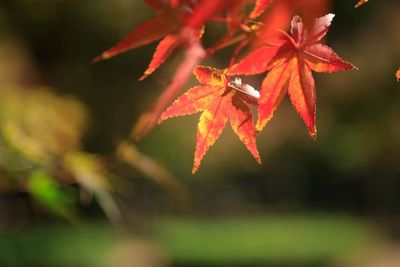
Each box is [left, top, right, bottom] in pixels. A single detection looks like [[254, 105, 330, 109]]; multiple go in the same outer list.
[[229, 14, 357, 138], [159, 66, 260, 173]]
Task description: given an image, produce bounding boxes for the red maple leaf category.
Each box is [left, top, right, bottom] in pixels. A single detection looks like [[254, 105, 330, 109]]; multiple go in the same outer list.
[[93, 0, 181, 63], [229, 14, 357, 138], [159, 66, 261, 173], [93, 0, 232, 79], [94, 0, 245, 139], [252, 0, 330, 48]]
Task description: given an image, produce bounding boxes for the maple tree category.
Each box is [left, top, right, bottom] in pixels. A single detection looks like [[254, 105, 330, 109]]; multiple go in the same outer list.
[[92, 0, 386, 173]]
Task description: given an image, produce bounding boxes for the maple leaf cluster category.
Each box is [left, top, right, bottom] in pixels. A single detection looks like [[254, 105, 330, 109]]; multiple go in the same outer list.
[[95, 0, 365, 173]]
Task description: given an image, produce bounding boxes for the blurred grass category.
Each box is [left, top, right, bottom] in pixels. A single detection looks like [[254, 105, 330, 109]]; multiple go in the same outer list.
[[0, 224, 119, 267], [154, 215, 373, 265], [0, 215, 374, 267]]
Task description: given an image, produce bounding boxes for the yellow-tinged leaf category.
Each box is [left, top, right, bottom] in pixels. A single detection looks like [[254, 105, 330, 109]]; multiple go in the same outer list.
[[159, 66, 261, 173]]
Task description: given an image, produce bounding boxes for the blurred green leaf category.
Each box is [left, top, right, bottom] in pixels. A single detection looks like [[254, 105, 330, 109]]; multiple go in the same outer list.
[[28, 169, 77, 221], [63, 152, 121, 223]]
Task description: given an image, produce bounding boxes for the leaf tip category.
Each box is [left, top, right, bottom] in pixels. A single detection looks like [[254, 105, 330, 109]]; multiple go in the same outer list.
[[158, 109, 175, 124], [246, 142, 261, 165], [349, 63, 359, 71], [138, 72, 150, 81], [192, 162, 200, 174], [309, 128, 317, 140], [255, 122, 264, 133], [355, 0, 368, 8], [326, 13, 335, 20], [91, 55, 105, 64], [255, 112, 274, 133], [92, 51, 114, 63], [157, 116, 165, 125]]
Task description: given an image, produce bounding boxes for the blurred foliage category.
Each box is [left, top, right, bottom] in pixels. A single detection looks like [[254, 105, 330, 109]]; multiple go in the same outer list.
[[0, 85, 104, 219], [0, 215, 376, 267], [154, 215, 374, 265], [0, 87, 86, 163], [0, 85, 183, 221], [28, 170, 77, 221]]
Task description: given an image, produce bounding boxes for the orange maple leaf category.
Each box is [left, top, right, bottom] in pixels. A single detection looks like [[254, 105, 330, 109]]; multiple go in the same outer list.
[[396, 68, 400, 82], [159, 66, 261, 173], [229, 14, 357, 138]]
